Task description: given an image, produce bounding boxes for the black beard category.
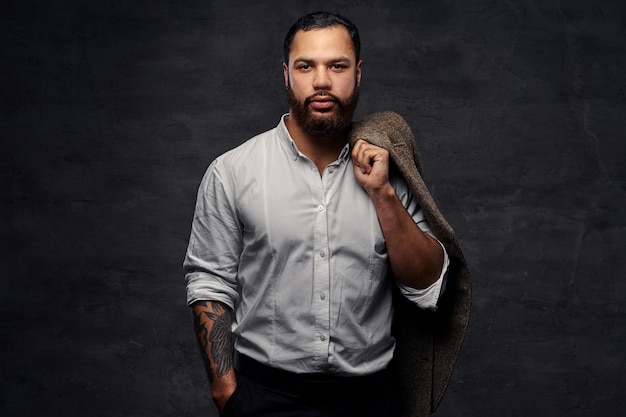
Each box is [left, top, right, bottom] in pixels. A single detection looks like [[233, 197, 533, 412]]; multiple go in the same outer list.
[[286, 84, 359, 137]]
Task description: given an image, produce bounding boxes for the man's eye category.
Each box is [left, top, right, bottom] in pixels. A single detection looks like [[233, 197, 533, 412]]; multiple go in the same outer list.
[[332, 64, 346, 70], [298, 64, 311, 70]]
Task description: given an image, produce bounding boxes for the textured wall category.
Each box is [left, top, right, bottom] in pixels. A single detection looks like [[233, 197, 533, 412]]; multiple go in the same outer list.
[[2, 0, 625, 416]]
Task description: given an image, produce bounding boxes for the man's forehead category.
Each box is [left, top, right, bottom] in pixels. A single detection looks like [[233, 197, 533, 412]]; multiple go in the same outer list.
[[289, 26, 356, 61]]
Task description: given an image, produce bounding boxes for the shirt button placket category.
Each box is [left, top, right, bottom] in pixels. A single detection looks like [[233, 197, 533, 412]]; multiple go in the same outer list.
[[312, 186, 331, 368]]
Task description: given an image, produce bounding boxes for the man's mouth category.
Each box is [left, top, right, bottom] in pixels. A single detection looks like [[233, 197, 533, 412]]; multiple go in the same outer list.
[[308, 95, 337, 111]]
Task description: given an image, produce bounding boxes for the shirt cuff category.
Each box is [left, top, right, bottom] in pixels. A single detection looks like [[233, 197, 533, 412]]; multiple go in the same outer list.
[[185, 271, 240, 309], [396, 238, 449, 311]]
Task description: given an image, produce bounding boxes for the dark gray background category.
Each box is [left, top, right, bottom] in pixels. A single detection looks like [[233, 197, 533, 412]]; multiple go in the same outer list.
[[2, 0, 625, 416]]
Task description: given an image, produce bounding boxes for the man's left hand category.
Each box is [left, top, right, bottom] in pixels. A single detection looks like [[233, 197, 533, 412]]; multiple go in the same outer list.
[[351, 139, 391, 193]]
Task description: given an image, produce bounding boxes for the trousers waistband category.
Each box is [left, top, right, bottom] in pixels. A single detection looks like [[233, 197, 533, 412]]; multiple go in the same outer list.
[[234, 353, 387, 394]]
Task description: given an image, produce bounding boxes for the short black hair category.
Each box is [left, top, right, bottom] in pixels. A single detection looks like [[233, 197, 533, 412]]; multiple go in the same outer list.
[[283, 11, 361, 65]]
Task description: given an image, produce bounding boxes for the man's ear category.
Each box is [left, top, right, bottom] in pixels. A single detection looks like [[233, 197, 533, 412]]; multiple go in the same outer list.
[[356, 59, 363, 87], [283, 63, 289, 88]]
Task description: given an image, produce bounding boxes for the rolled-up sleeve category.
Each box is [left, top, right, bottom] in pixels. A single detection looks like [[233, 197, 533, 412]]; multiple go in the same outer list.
[[392, 176, 449, 311], [396, 237, 449, 311], [183, 159, 241, 309]]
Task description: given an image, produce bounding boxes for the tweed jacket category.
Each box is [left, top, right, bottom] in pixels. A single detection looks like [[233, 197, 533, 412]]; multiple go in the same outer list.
[[349, 112, 472, 417]]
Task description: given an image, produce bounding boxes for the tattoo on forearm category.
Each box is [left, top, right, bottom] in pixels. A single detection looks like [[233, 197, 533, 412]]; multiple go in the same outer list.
[[193, 301, 233, 382]]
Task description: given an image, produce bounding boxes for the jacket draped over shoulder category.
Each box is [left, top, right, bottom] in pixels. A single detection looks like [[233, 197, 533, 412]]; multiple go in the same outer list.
[[348, 112, 472, 417]]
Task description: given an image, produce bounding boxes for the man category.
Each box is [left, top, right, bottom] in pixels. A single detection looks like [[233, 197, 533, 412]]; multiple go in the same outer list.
[[184, 11, 457, 417]]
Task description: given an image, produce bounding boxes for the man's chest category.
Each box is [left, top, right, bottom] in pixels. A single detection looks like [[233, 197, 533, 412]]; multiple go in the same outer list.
[[234, 158, 384, 256]]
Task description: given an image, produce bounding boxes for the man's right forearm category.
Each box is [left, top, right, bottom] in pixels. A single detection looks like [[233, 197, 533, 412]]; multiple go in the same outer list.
[[191, 300, 237, 411]]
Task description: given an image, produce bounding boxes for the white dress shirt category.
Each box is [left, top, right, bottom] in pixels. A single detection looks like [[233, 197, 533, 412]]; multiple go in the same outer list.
[[184, 115, 448, 375]]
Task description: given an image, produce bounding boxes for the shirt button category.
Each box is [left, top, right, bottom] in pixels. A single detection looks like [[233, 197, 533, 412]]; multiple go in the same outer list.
[[320, 250, 326, 257], [320, 334, 326, 341], [320, 292, 326, 300], [317, 205, 324, 211]]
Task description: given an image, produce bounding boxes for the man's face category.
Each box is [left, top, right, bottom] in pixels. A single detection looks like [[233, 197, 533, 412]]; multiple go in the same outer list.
[[283, 26, 362, 137]]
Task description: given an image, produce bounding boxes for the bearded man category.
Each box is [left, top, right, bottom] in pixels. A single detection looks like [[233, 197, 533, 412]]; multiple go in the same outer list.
[[183, 11, 457, 417]]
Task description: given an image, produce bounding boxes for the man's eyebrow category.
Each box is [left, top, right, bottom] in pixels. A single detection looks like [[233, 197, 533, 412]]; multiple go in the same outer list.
[[293, 57, 353, 65]]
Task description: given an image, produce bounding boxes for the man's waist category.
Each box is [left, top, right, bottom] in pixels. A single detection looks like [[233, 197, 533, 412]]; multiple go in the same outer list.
[[233, 335, 395, 375], [234, 351, 389, 395]]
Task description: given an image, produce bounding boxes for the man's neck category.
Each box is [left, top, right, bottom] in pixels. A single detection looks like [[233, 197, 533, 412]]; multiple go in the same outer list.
[[285, 113, 348, 175]]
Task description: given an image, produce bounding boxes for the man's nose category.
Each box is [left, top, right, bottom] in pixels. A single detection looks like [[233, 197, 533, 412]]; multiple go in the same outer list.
[[312, 68, 331, 89]]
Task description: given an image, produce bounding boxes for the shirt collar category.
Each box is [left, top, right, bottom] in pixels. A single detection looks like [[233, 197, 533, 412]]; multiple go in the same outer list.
[[277, 114, 300, 160]]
